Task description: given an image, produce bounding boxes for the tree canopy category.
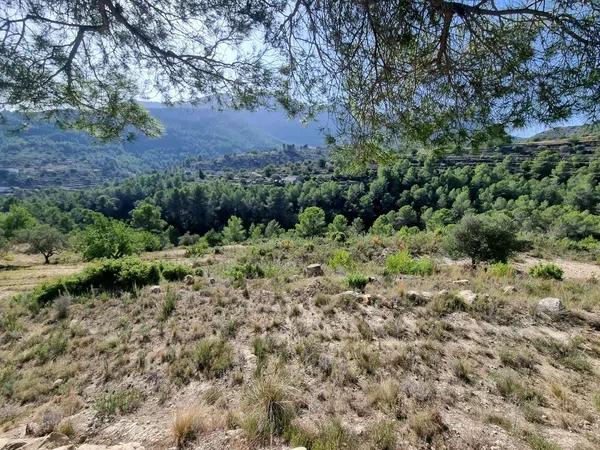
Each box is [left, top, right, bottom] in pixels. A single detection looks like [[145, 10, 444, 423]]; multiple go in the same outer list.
[[1, 1, 599, 155]]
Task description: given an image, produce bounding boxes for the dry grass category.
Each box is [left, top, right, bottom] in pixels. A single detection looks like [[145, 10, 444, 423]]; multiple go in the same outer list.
[[172, 407, 220, 448]]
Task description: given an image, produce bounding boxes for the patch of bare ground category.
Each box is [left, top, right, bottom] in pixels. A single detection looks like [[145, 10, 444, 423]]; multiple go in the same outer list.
[[1, 243, 599, 450]]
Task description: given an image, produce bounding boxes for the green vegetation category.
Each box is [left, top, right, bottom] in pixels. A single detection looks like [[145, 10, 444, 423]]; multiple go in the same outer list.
[[385, 251, 434, 276], [30, 258, 190, 307], [345, 273, 369, 292], [296, 207, 327, 238], [529, 263, 564, 280], [445, 213, 521, 265]]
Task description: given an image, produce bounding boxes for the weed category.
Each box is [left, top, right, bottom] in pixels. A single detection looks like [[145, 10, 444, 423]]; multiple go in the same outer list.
[[493, 370, 545, 405], [499, 348, 537, 372], [160, 288, 177, 321], [95, 389, 142, 418], [192, 337, 234, 378], [489, 262, 515, 277], [409, 409, 446, 443], [369, 420, 397, 450], [525, 432, 561, 450], [345, 273, 369, 291], [453, 358, 474, 383], [242, 372, 295, 445]]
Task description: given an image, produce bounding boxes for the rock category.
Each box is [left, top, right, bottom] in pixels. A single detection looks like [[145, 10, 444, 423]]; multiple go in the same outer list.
[[453, 279, 470, 285], [502, 285, 517, 294], [406, 290, 433, 304], [149, 285, 161, 294], [36, 432, 70, 450], [304, 264, 324, 277], [208, 277, 216, 285], [291, 448, 308, 450], [183, 274, 195, 285], [457, 290, 478, 305], [437, 289, 449, 297], [536, 297, 565, 316], [52, 379, 63, 388], [335, 291, 363, 300]]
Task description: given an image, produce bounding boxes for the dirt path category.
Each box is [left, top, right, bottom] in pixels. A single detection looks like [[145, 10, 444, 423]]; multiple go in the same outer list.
[[514, 256, 600, 280]]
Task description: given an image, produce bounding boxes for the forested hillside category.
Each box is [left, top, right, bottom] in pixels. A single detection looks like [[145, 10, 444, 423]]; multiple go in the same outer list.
[[3, 139, 600, 257], [0, 104, 327, 191]]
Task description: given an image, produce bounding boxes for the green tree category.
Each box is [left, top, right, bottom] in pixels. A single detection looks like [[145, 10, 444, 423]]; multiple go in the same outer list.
[[222, 216, 246, 243], [2, 1, 597, 153], [296, 207, 326, 237], [18, 224, 67, 264], [327, 214, 349, 241], [1, 205, 37, 239], [130, 202, 167, 233], [80, 213, 139, 260], [264, 220, 283, 238], [445, 214, 521, 266]]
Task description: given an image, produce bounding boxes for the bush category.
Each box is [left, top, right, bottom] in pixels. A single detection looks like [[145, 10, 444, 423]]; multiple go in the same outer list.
[[346, 273, 368, 291], [445, 213, 520, 265], [529, 263, 563, 280], [160, 261, 193, 281], [329, 249, 356, 271], [30, 258, 191, 307], [185, 240, 209, 257], [489, 262, 515, 277], [95, 389, 143, 418], [192, 337, 234, 378], [228, 262, 265, 281], [178, 232, 200, 246], [385, 251, 434, 276]]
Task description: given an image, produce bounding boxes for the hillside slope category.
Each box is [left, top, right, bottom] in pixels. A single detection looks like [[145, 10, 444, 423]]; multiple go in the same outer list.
[[0, 105, 328, 191], [1, 240, 599, 450]]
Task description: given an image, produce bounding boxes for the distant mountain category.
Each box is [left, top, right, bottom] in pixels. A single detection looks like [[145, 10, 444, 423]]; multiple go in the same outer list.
[[0, 104, 329, 191], [517, 124, 600, 143]]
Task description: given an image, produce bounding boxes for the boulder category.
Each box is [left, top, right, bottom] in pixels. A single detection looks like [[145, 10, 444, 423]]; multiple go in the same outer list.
[[183, 274, 195, 285], [305, 264, 324, 277], [457, 290, 477, 305], [406, 290, 433, 304], [149, 285, 161, 294], [536, 297, 565, 316]]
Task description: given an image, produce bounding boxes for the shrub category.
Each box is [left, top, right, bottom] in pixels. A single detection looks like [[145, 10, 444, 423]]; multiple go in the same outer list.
[[160, 262, 193, 281], [346, 273, 368, 291], [370, 420, 397, 450], [160, 289, 178, 321], [529, 263, 563, 280], [222, 216, 247, 243], [228, 262, 265, 281], [489, 262, 515, 277], [185, 240, 209, 257], [329, 249, 356, 271], [178, 232, 200, 246], [79, 212, 146, 260], [327, 214, 349, 242], [242, 373, 295, 445], [95, 389, 142, 418], [385, 251, 434, 276], [444, 213, 520, 265], [409, 409, 446, 443], [192, 338, 234, 378], [29, 257, 189, 307]]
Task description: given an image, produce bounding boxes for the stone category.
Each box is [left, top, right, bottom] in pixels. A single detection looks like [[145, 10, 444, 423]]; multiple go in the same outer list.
[[503, 285, 517, 294], [291, 448, 308, 450], [183, 275, 195, 285], [208, 277, 216, 285], [149, 285, 161, 294], [53, 379, 64, 388], [457, 290, 478, 305], [304, 264, 324, 277], [406, 290, 433, 304], [453, 279, 470, 285], [335, 291, 363, 300], [536, 297, 565, 316]]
